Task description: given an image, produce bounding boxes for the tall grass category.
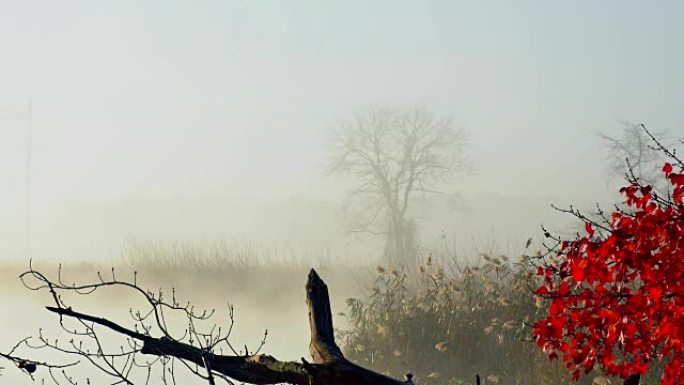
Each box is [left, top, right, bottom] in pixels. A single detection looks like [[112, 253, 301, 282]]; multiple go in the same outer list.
[[120, 239, 336, 272]]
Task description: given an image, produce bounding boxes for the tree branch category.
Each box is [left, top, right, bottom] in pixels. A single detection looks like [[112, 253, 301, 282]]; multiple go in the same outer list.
[[33, 268, 412, 385]]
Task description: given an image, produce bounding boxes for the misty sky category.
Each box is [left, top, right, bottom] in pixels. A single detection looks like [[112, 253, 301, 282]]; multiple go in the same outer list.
[[0, 1, 682, 261]]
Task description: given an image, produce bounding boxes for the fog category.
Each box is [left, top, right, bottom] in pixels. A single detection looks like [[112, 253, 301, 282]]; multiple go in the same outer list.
[[0, 1, 682, 384], [0, 0, 681, 262]]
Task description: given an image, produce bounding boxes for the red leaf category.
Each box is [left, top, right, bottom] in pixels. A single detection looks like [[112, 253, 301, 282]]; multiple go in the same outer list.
[[669, 173, 684, 185], [535, 286, 549, 296], [585, 222, 595, 237], [649, 287, 663, 303]]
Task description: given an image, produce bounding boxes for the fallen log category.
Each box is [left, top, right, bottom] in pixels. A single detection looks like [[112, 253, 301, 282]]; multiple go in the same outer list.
[[46, 269, 412, 385]]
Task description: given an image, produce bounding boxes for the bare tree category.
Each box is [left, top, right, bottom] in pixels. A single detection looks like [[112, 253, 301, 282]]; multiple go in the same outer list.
[[600, 122, 673, 192], [328, 106, 469, 265], [5, 264, 418, 385]]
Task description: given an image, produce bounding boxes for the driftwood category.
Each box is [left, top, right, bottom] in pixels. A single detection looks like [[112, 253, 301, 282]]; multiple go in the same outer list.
[[45, 269, 411, 385]]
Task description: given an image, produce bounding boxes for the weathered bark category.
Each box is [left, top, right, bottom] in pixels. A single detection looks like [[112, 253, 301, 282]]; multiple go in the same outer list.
[[307, 269, 343, 363], [46, 269, 410, 385], [387, 217, 415, 265]]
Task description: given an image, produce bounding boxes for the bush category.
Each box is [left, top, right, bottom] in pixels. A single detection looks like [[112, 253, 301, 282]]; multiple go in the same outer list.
[[338, 255, 630, 385]]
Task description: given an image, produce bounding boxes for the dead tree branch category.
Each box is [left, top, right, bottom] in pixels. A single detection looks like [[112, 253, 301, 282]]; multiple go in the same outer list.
[[17, 265, 413, 385]]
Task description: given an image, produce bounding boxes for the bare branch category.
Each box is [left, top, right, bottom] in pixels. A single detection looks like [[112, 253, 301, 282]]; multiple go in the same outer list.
[[11, 265, 414, 385]]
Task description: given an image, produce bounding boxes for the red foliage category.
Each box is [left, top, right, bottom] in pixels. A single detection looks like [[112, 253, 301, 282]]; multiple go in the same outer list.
[[533, 163, 684, 385]]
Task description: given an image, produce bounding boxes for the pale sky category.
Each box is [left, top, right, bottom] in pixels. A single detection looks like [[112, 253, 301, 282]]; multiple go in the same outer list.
[[0, 1, 682, 261]]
